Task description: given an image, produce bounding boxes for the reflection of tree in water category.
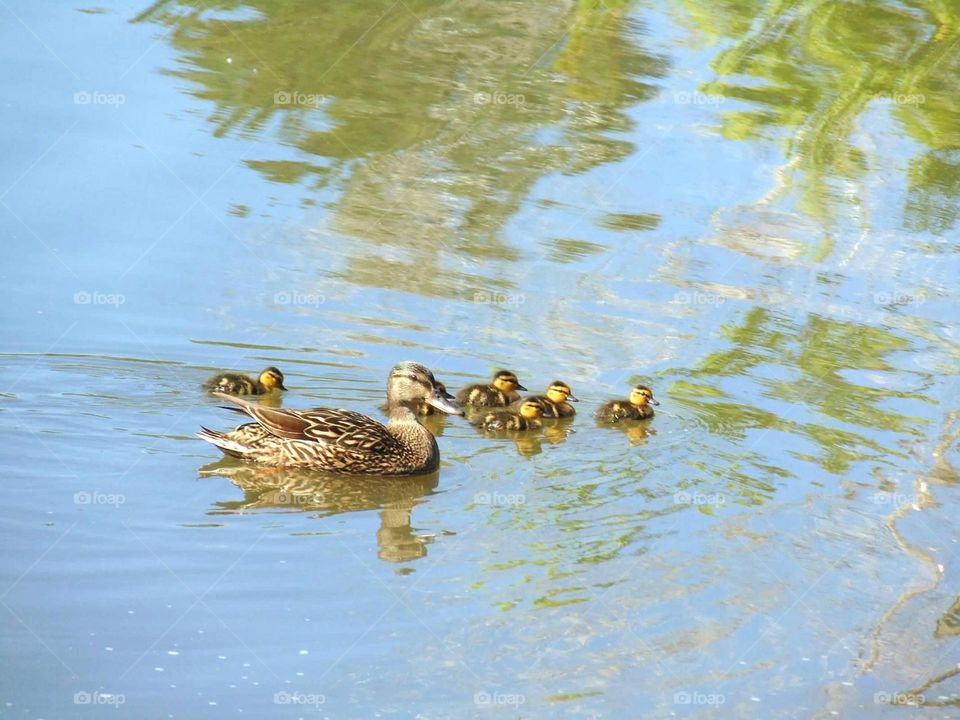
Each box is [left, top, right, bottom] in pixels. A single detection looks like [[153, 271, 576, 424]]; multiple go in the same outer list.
[[666, 307, 929, 502], [136, 0, 668, 296], [201, 460, 440, 564], [679, 0, 960, 228]]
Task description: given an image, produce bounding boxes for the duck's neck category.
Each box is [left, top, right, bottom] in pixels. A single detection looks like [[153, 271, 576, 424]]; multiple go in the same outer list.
[[387, 406, 439, 462]]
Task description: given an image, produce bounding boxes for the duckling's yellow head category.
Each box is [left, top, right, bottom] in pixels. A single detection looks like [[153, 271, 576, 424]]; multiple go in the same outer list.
[[492, 370, 526, 394], [519, 400, 543, 420], [259, 367, 287, 391], [629, 385, 658, 407], [546, 381, 578, 404]]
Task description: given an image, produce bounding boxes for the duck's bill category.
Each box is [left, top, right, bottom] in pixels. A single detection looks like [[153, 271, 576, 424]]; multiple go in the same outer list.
[[428, 391, 464, 415], [649, 398, 660, 406], [278, 383, 289, 391], [516, 383, 528, 391], [567, 394, 580, 402]]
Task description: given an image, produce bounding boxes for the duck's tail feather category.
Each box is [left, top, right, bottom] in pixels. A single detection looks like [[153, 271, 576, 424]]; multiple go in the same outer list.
[[196, 426, 249, 459]]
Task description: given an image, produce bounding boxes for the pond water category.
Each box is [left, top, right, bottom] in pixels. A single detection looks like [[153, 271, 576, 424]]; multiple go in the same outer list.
[[2, 1, 959, 718]]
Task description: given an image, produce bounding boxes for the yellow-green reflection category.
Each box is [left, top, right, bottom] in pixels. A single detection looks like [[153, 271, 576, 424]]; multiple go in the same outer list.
[[136, 0, 667, 296], [680, 0, 960, 228], [669, 307, 928, 476]]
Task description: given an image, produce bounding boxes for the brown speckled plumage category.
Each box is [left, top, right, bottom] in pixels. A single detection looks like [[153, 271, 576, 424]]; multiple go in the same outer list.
[[197, 362, 461, 475]]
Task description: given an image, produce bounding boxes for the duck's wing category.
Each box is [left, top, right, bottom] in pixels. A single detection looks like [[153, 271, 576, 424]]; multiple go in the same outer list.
[[213, 393, 398, 451], [298, 408, 399, 452]]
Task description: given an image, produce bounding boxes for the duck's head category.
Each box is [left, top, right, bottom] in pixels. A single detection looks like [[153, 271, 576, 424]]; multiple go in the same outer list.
[[492, 370, 526, 394], [629, 384, 659, 407], [519, 400, 544, 420], [546, 380, 578, 404], [415, 381, 455, 415], [388, 362, 463, 415], [259, 367, 287, 391]]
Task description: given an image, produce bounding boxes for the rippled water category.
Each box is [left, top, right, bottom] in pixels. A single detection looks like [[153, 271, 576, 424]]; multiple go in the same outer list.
[[2, 1, 960, 718]]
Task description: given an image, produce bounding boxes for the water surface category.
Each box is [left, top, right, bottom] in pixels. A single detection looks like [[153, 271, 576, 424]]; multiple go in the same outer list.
[[2, 1, 959, 718]]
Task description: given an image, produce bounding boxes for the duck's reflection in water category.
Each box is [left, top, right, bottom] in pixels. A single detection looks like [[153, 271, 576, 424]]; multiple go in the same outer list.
[[199, 460, 440, 564]]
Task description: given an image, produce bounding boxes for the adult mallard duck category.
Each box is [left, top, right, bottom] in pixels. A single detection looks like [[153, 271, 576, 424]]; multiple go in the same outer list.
[[455, 370, 527, 407], [596, 384, 659, 422], [519, 380, 579, 418], [197, 362, 462, 475], [475, 399, 544, 431], [203, 366, 287, 395]]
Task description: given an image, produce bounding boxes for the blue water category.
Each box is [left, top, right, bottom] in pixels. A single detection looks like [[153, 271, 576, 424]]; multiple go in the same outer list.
[[2, 1, 960, 718]]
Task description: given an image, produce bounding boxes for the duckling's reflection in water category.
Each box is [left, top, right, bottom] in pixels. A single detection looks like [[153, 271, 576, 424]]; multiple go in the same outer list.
[[597, 419, 656, 446], [469, 415, 574, 457], [253, 392, 285, 409], [199, 460, 439, 564]]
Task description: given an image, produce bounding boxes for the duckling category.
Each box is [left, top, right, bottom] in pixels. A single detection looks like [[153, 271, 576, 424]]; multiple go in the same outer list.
[[197, 362, 462, 475], [519, 380, 578, 418], [455, 370, 527, 407], [475, 400, 544, 431], [596, 384, 659, 422], [203, 366, 287, 395]]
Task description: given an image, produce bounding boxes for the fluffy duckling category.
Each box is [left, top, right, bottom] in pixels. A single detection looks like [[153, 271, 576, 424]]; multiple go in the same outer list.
[[596, 385, 659, 422], [521, 380, 579, 418], [476, 400, 544, 431], [456, 370, 527, 407], [203, 366, 287, 395]]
